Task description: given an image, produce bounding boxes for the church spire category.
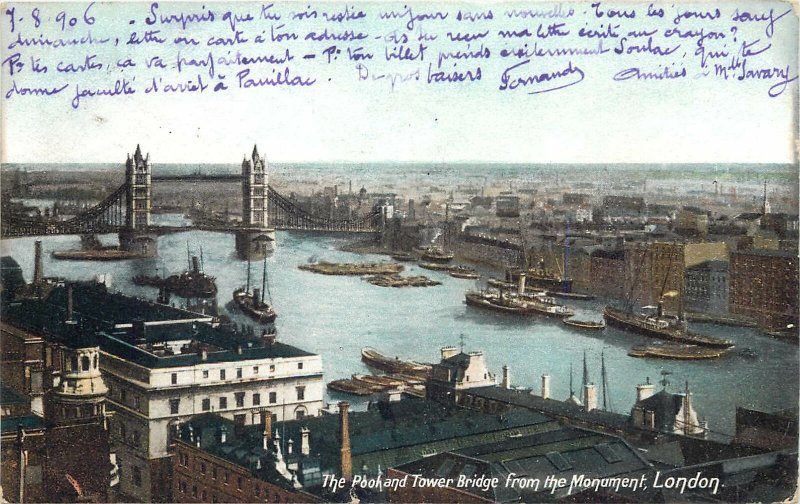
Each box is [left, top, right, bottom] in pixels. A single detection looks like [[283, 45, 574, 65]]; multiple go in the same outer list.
[[252, 144, 259, 161]]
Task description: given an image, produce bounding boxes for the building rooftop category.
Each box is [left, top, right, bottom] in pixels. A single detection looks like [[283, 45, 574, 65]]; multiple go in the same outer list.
[[2, 283, 315, 369], [176, 399, 554, 490], [687, 260, 729, 272]]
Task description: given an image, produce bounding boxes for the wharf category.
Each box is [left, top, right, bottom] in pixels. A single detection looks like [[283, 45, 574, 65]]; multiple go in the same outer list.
[[52, 248, 144, 261]]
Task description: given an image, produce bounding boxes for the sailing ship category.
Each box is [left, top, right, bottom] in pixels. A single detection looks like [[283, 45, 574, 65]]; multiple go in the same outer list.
[[603, 250, 733, 350], [232, 254, 277, 323]]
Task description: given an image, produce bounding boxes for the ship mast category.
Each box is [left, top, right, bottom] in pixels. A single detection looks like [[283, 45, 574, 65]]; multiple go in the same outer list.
[[246, 257, 251, 294], [569, 362, 574, 398], [601, 350, 609, 411], [582, 350, 588, 391], [186, 242, 191, 270], [199, 246, 204, 273], [261, 253, 267, 305]]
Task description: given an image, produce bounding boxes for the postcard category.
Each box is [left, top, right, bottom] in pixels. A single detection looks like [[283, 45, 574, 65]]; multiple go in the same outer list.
[[1, 1, 797, 503]]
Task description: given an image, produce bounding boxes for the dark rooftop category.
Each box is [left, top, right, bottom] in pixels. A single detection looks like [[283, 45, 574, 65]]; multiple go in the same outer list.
[[2, 283, 315, 369]]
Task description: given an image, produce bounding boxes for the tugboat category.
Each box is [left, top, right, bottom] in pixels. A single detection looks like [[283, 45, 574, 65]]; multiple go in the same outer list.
[[132, 252, 217, 298], [233, 254, 277, 323]]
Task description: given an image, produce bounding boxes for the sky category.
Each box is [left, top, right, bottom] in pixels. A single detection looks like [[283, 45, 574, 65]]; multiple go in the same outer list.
[[1, 1, 798, 164]]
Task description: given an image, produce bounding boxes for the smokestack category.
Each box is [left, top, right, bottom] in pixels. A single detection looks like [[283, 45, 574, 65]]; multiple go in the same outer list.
[[253, 288, 261, 307], [300, 427, 310, 456], [338, 401, 352, 480], [541, 374, 551, 399], [645, 410, 656, 429], [501, 365, 511, 389], [518, 272, 526, 296], [192, 256, 200, 273], [262, 413, 272, 450], [583, 383, 597, 412], [66, 284, 74, 321], [636, 379, 656, 402], [33, 240, 43, 285]]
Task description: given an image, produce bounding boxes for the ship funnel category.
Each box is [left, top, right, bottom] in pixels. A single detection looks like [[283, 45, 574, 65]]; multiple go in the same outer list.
[[192, 256, 200, 273], [518, 272, 526, 296]]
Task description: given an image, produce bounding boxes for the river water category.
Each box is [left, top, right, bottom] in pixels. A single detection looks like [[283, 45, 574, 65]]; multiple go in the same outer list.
[[2, 229, 797, 439]]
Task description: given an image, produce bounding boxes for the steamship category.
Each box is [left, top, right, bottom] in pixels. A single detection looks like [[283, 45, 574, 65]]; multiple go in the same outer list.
[[603, 305, 733, 349]]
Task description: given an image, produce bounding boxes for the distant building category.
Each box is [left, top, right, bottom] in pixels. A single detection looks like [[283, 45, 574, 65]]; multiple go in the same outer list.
[[562, 193, 591, 205], [603, 196, 645, 219], [684, 260, 729, 314], [675, 208, 709, 236], [590, 249, 626, 300], [495, 195, 520, 218], [729, 249, 799, 330], [574, 205, 593, 223]]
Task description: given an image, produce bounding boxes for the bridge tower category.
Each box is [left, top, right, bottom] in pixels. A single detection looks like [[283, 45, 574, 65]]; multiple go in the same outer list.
[[119, 145, 157, 256], [236, 145, 275, 260]]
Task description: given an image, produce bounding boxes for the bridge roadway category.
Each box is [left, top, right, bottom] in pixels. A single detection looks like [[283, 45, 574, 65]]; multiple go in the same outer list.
[[151, 174, 242, 182], [149, 224, 376, 234]]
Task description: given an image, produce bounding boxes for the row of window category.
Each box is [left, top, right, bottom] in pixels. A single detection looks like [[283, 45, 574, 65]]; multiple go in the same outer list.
[[170, 362, 305, 386], [192, 387, 305, 413]]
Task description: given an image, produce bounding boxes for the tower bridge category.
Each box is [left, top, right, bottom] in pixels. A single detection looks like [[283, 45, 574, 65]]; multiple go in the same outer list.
[[1, 145, 382, 258]]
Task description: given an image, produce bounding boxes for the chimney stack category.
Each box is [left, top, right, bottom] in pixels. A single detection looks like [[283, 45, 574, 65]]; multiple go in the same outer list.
[[66, 284, 74, 321], [287, 438, 294, 454], [541, 374, 551, 399], [220, 426, 227, 444], [501, 365, 511, 389], [583, 383, 597, 412], [338, 401, 352, 480], [440, 346, 458, 360], [300, 427, 310, 455], [636, 379, 656, 402], [262, 413, 273, 450], [191, 256, 200, 273], [33, 240, 43, 285], [518, 272, 526, 296]]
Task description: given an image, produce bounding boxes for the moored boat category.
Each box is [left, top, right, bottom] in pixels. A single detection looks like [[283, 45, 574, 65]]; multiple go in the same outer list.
[[232, 253, 277, 323], [391, 252, 415, 262], [420, 247, 454, 263], [604, 305, 733, 349], [628, 343, 728, 360], [465, 290, 574, 318], [360, 347, 432, 379], [563, 318, 606, 330]]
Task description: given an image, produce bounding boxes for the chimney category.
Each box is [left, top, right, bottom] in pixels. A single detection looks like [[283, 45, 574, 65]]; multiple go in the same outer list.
[[501, 366, 511, 389], [262, 413, 272, 450], [541, 374, 551, 399], [220, 426, 227, 444], [338, 401, 352, 480], [191, 256, 200, 273], [199, 349, 208, 361], [132, 320, 147, 343], [300, 427, 310, 455], [583, 383, 597, 412], [636, 380, 656, 402], [518, 272, 526, 295], [33, 240, 43, 285], [440, 346, 459, 360], [287, 438, 294, 454], [66, 284, 74, 321]]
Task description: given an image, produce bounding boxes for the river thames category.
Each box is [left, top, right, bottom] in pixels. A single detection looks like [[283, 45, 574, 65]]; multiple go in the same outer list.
[[2, 229, 797, 439]]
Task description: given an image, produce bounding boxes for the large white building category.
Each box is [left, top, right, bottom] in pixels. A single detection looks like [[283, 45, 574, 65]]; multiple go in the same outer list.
[[30, 282, 324, 502]]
